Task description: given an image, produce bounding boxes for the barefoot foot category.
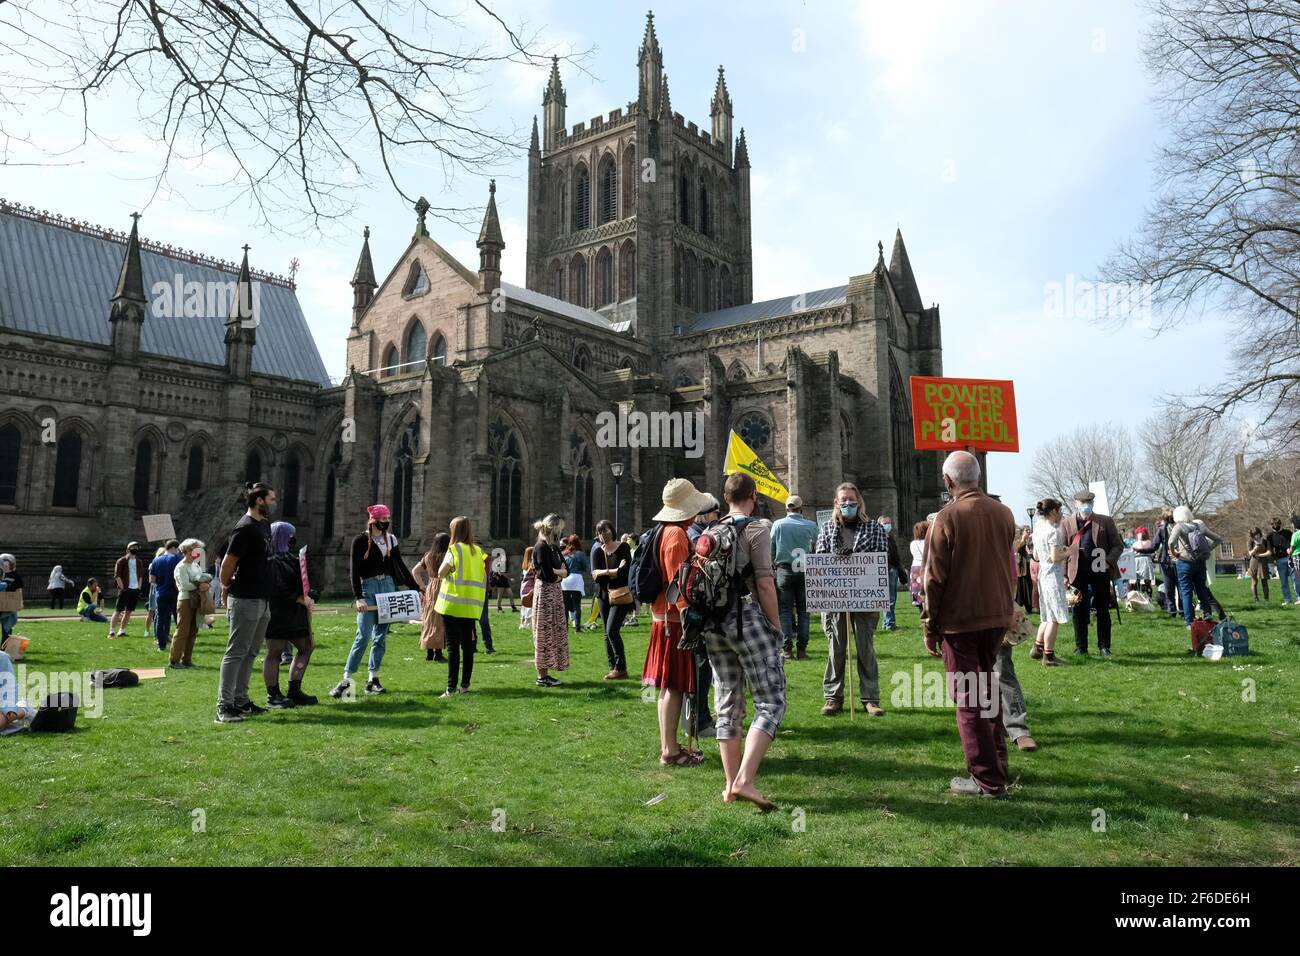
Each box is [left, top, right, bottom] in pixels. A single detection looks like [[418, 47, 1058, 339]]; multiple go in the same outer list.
[[728, 780, 776, 812]]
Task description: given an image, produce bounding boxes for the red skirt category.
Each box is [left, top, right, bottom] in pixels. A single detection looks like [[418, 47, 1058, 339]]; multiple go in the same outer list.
[[642, 616, 695, 693]]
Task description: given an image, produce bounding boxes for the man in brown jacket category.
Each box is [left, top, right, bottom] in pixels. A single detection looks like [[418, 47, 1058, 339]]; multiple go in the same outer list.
[[108, 541, 148, 639], [921, 451, 1016, 798], [1057, 490, 1123, 657]]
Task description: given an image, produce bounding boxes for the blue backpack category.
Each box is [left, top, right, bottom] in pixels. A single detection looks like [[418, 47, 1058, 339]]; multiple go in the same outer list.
[[629, 525, 665, 604]]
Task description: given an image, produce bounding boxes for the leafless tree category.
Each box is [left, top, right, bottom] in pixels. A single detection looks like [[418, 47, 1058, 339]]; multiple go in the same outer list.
[[1025, 423, 1141, 518], [1102, 1, 1300, 456], [1220, 456, 1300, 528], [0, 1, 588, 231], [1138, 410, 1240, 513]]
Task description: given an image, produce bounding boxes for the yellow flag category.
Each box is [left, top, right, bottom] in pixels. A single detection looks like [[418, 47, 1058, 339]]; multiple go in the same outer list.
[[723, 430, 790, 503]]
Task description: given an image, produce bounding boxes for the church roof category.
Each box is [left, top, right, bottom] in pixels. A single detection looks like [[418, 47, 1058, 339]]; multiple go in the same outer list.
[[0, 201, 330, 386], [501, 281, 632, 333], [686, 284, 848, 333]]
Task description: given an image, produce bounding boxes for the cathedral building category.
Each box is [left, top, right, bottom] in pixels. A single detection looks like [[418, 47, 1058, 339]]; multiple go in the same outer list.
[[0, 12, 946, 597]]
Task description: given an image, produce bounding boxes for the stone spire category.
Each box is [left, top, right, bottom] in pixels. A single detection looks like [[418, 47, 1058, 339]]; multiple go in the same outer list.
[[350, 226, 377, 328], [638, 11, 664, 115], [529, 114, 540, 155], [109, 212, 146, 359], [659, 70, 673, 120], [476, 179, 504, 295], [889, 228, 924, 313], [734, 126, 750, 168], [542, 55, 566, 152], [711, 65, 733, 159], [224, 244, 257, 378]]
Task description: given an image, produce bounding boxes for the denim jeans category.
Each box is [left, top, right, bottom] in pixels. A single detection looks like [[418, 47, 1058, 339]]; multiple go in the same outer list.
[[1176, 559, 1218, 625], [775, 566, 809, 651], [345, 575, 394, 677], [1276, 558, 1296, 603], [80, 606, 108, 623], [154, 591, 177, 649], [478, 603, 494, 652], [883, 574, 899, 629]]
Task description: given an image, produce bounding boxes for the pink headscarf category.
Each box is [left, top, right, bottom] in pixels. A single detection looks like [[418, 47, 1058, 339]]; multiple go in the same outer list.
[[367, 504, 391, 522]]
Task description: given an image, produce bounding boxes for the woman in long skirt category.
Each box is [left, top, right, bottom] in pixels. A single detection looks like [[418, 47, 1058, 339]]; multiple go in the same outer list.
[[531, 515, 570, 687]]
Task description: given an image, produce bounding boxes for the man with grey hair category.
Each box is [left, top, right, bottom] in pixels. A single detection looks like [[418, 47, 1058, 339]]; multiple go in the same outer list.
[[921, 451, 1017, 797]]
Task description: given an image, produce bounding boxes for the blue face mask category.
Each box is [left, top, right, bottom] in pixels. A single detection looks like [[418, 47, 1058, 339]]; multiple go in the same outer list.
[[840, 503, 858, 520], [1079, 503, 1093, 517], [882, 523, 892, 534]]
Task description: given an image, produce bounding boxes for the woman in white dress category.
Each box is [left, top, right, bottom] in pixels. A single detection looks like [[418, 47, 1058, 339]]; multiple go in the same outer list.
[[1030, 498, 1069, 667]]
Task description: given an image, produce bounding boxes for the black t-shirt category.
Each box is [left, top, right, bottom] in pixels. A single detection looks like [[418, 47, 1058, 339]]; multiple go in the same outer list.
[[226, 515, 273, 599], [592, 542, 631, 592], [534, 541, 564, 584], [1267, 530, 1291, 560]]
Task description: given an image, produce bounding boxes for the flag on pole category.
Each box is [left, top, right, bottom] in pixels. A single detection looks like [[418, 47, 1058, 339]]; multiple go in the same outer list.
[[723, 429, 790, 503]]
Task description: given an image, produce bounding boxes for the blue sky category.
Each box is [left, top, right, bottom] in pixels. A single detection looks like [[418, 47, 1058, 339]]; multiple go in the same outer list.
[[2, 0, 1233, 520]]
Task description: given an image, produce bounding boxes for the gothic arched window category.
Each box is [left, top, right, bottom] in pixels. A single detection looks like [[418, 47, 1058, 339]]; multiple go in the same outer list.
[[405, 320, 427, 364], [489, 418, 524, 539], [736, 411, 772, 451], [0, 424, 20, 506], [674, 368, 696, 388], [573, 164, 591, 232], [284, 454, 301, 519], [701, 260, 716, 312], [381, 344, 399, 377], [574, 345, 592, 373], [431, 334, 447, 366], [619, 240, 636, 301], [246, 449, 262, 483], [549, 261, 564, 300], [391, 429, 414, 538], [52, 431, 81, 508], [402, 261, 430, 297], [571, 434, 594, 541], [720, 265, 733, 308], [133, 437, 156, 512], [569, 254, 588, 308], [596, 247, 614, 307], [684, 250, 697, 310], [598, 155, 618, 225], [699, 181, 711, 237], [185, 444, 204, 492], [679, 165, 692, 226], [621, 145, 636, 217], [323, 441, 342, 539]]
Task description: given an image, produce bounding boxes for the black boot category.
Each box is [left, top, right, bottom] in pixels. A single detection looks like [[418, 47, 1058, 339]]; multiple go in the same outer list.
[[287, 680, 318, 706]]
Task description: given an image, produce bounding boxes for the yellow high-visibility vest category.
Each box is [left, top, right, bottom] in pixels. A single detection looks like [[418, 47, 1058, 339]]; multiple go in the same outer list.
[[434, 543, 487, 619]]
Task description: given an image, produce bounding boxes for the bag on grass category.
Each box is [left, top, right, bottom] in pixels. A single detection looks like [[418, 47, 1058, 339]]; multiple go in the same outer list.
[[91, 668, 139, 688], [30, 692, 78, 732], [1211, 617, 1249, 656], [1188, 619, 1215, 656]]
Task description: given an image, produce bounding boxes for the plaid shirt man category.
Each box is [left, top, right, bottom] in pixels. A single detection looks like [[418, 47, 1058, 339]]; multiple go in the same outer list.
[[814, 516, 888, 556]]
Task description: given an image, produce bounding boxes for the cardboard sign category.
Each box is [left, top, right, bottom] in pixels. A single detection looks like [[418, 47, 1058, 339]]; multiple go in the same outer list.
[[491, 548, 506, 573], [805, 552, 891, 612], [142, 514, 176, 542], [1088, 480, 1111, 516], [0, 589, 22, 612], [374, 589, 423, 623], [909, 376, 1019, 453], [1117, 549, 1136, 580], [816, 509, 834, 532]]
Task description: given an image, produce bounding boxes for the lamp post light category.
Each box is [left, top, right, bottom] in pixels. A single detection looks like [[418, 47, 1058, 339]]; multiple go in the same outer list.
[[611, 461, 624, 533]]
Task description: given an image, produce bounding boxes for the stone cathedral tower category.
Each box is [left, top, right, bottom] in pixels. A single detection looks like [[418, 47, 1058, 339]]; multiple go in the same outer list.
[[525, 12, 754, 359]]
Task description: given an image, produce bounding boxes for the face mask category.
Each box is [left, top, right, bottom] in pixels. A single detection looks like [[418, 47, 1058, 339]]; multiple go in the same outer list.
[[840, 503, 858, 520], [1079, 504, 1093, 517], [190, 550, 201, 560], [882, 523, 892, 534], [375, 522, 390, 533]]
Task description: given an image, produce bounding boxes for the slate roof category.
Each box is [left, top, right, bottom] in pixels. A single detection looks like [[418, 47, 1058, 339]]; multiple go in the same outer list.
[[686, 284, 848, 333], [500, 281, 632, 333], [0, 202, 330, 386]]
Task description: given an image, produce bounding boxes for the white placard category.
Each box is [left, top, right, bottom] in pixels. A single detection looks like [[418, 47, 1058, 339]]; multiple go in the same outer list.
[[1117, 549, 1136, 581], [491, 548, 506, 573], [816, 509, 834, 532], [374, 589, 423, 623], [142, 513, 176, 542], [1088, 481, 1110, 517], [805, 552, 891, 612]]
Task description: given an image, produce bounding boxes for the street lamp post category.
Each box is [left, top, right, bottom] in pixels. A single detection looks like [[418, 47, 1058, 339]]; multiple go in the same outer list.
[[611, 461, 624, 533]]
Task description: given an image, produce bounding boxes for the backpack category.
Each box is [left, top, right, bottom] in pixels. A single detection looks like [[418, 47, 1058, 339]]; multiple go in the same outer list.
[[30, 692, 79, 732], [629, 524, 666, 604], [1211, 617, 1249, 656], [674, 517, 751, 653], [1188, 619, 1215, 656], [1187, 524, 1214, 561], [91, 668, 140, 689]]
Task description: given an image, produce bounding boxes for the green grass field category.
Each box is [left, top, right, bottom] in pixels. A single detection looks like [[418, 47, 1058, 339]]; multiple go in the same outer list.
[[3, 578, 1298, 866]]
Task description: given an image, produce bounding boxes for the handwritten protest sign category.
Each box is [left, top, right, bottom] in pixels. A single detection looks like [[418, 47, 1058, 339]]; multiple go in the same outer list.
[[142, 514, 176, 542], [909, 376, 1019, 453], [374, 590, 423, 624], [816, 509, 834, 532], [805, 552, 891, 612]]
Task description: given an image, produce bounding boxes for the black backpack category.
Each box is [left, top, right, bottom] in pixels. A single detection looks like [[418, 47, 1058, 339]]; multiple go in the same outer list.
[[91, 668, 140, 689], [30, 692, 79, 732], [629, 524, 666, 604]]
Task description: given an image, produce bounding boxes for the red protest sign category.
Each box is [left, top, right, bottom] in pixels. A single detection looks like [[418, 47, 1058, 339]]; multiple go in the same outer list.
[[909, 376, 1019, 453]]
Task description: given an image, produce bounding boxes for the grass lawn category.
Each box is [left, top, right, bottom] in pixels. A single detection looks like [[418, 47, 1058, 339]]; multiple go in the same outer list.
[[3, 578, 1298, 866]]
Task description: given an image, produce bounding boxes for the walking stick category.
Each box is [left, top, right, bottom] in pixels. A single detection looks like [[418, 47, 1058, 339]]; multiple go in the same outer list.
[[845, 612, 856, 721]]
